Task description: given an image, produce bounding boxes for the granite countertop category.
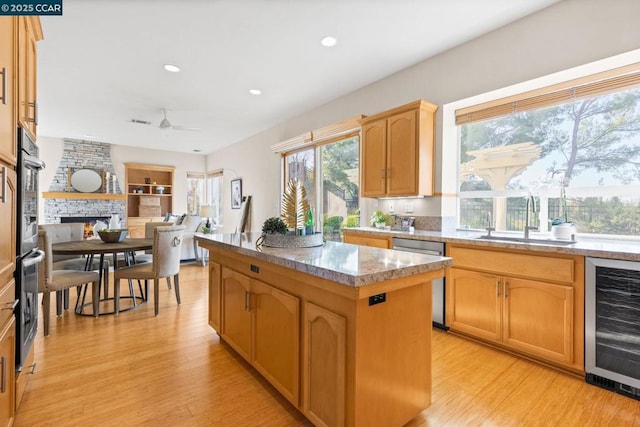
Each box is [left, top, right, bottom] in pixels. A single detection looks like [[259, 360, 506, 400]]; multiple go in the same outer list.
[[195, 232, 452, 287], [344, 227, 640, 261]]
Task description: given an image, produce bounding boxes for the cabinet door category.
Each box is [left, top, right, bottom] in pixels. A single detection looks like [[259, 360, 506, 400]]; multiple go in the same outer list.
[[447, 268, 502, 342], [208, 261, 221, 332], [503, 277, 574, 364], [0, 317, 16, 427], [0, 164, 15, 285], [360, 119, 386, 197], [303, 301, 346, 427], [343, 233, 390, 249], [0, 18, 16, 166], [386, 110, 417, 196], [252, 279, 300, 405], [221, 268, 252, 361], [17, 17, 37, 140]]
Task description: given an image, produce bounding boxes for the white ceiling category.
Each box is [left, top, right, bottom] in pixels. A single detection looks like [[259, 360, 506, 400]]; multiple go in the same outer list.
[[37, 0, 559, 155]]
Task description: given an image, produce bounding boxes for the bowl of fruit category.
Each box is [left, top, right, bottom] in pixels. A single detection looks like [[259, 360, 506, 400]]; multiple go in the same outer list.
[[98, 229, 128, 243]]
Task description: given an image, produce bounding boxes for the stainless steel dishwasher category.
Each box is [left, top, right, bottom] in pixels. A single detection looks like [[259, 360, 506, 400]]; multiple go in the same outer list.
[[392, 237, 447, 330]]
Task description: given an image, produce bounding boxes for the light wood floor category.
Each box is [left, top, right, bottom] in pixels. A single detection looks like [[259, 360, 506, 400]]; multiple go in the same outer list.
[[14, 264, 640, 426]]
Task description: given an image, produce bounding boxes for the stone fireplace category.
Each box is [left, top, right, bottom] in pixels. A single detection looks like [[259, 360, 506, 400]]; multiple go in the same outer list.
[[43, 139, 126, 226]]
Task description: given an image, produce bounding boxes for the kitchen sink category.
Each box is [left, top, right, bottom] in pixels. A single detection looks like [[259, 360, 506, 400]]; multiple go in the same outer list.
[[474, 235, 577, 246]]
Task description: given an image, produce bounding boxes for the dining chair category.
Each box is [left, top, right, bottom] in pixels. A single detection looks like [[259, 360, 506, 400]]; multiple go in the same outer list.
[[39, 223, 110, 314], [113, 225, 185, 316], [38, 229, 101, 336], [133, 221, 172, 289]]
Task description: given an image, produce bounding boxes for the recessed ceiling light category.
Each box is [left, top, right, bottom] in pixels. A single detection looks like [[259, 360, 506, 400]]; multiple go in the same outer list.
[[249, 89, 262, 95], [164, 64, 181, 73], [320, 36, 337, 47]]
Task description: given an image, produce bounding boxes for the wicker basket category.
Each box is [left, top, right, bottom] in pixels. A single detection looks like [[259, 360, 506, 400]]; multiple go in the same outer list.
[[139, 205, 162, 217], [139, 196, 160, 206], [262, 232, 324, 248]]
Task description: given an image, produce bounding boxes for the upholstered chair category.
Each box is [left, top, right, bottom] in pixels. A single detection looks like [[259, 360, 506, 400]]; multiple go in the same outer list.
[[38, 229, 101, 336], [113, 225, 185, 316], [39, 223, 110, 314], [133, 221, 173, 289]]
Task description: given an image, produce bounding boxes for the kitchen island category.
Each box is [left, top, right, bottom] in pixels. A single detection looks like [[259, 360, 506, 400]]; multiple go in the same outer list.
[[196, 232, 451, 427]]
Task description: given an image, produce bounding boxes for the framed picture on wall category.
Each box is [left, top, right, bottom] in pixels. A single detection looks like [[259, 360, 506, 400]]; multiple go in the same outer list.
[[231, 179, 242, 209]]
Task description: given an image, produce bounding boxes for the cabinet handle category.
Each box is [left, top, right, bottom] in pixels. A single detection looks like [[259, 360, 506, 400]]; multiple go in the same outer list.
[[0, 67, 7, 105], [380, 169, 385, 179], [244, 291, 250, 311], [504, 281, 508, 298], [28, 362, 37, 375], [496, 279, 501, 297], [28, 101, 37, 124], [0, 166, 6, 204], [0, 356, 5, 393], [2, 299, 19, 312]]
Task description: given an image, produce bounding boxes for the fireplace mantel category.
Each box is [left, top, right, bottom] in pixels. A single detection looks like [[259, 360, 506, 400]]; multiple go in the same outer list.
[[42, 192, 126, 200]]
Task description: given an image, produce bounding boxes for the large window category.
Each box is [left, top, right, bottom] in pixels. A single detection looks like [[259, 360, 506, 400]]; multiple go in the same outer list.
[[457, 66, 640, 237], [206, 170, 223, 227], [186, 172, 205, 215], [284, 135, 360, 241]]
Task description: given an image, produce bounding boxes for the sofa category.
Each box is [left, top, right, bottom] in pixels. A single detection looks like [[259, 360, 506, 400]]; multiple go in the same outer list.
[[163, 214, 208, 261]]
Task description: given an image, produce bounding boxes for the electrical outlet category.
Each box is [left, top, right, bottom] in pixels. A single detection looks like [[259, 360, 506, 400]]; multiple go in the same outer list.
[[405, 201, 414, 213], [389, 203, 395, 213]]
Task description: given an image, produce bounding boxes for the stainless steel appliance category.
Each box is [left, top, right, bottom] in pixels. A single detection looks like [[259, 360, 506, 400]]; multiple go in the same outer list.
[[586, 257, 640, 401], [15, 128, 45, 370], [392, 237, 447, 329]]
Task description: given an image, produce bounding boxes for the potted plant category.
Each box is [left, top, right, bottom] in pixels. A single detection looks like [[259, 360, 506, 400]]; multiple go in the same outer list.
[[550, 185, 576, 240], [261, 216, 288, 235], [369, 210, 391, 228]]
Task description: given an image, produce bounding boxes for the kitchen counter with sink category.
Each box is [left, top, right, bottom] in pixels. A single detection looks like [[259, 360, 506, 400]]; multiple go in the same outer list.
[[343, 227, 640, 261]]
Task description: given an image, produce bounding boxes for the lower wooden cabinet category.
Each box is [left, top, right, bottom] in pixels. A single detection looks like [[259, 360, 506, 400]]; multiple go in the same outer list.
[[342, 232, 390, 248], [446, 245, 584, 373], [125, 216, 164, 238], [220, 267, 300, 405], [208, 261, 221, 332], [0, 317, 15, 427], [303, 301, 346, 427]]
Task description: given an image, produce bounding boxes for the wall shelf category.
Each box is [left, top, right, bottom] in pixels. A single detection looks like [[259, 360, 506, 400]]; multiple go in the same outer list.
[[42, 192, 127, 200]]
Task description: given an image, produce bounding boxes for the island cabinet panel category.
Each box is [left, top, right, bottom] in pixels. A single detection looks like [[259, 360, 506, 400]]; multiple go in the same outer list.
[[446, 244, 584, 374], [303, 302, 346, 427], [220, 268, 252, 361], [220, 266, 301, 407], [208, 261, 221, 332]]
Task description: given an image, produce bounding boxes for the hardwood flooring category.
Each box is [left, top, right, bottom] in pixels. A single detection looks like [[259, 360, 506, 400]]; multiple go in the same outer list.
[[14, 264, 640, 426]]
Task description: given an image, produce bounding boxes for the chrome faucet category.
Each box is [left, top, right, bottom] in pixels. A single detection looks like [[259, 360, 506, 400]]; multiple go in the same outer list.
[[524, 195, 539, 240], [485, 211, 495, 237]]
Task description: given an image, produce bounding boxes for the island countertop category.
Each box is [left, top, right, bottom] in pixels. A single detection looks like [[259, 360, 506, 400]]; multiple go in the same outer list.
[[195, 232, 451, 287]]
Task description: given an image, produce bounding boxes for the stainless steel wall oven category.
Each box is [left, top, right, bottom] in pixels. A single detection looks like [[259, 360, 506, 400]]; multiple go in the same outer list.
[[586, 257, 640, 401], [15, 128, 45, 370]]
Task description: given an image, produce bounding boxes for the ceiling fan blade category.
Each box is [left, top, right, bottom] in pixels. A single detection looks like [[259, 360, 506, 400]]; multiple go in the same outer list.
[[170, 125, 201, 132], [130, 119, 153, 125]]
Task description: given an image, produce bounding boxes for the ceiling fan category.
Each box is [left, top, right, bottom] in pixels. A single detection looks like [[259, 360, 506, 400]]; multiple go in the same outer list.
[[130, 109, 201, 131]]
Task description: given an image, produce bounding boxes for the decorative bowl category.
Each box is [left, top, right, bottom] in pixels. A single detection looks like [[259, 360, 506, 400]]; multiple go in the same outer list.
[[98, 229, 128, 243]]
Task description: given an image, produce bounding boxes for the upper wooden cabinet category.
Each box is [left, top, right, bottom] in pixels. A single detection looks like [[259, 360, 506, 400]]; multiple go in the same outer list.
[[359, 100, 438, 197], [0, 18, 17, 166], [17, 16, 42, 141]]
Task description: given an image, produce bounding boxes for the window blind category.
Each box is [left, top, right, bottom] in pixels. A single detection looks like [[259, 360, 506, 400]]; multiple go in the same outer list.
[[456, 62, 640, 125]]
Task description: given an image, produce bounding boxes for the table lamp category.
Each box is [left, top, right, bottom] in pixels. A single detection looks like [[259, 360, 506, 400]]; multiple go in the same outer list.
[[200, 205, 213, 232]]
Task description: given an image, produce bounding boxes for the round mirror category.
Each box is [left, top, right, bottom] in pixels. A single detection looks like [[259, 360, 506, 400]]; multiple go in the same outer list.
[[70, 169, 102, 193]]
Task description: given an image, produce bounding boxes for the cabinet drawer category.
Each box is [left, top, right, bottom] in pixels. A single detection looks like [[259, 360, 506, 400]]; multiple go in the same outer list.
[[343, 234, 390, 249], [15, 341, 34, 410], [449, 246, 574, 284], [0, 279, 16, 328]]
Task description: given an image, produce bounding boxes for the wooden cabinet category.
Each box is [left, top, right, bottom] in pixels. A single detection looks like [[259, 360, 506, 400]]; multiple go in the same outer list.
[[0, 165, 16, 287], [359, 100, 437, 197], [17, 17, 42, 141], [0, 18, 17, 166], [124, 163, 174, 237], [208, 261, 221, 332], [220, 267, 300, 406], [0, 317, 15, 427], [342, 232, 390, 248], [446, 245, 583, 373], [303, 301, 346, 427]]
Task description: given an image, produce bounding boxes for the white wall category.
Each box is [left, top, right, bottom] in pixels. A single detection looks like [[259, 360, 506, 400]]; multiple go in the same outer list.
[[38, 136, 206, 220], [205, 0, 640, 232]]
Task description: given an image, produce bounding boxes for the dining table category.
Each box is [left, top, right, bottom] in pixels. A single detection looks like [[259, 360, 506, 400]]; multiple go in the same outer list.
[[51, 237, 153, 316]]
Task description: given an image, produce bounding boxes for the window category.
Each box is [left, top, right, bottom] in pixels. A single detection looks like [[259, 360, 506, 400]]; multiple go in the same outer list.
[[282, 135, 360, 241], [186, 172, 205, 215], [457, 65, 640, 237], [206, 170, 223, 227]]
